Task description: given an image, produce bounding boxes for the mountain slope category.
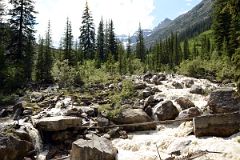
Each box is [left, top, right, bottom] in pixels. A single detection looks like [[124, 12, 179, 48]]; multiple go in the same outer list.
[[145, 0, 213, 47]]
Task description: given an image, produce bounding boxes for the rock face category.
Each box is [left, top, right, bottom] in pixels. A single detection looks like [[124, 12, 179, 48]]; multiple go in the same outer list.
[[0, 135, 34, 160], [175, 97, 195, 110], [34, 116, 82, 131], [71, 134, 117, 160], [153, 101, 179, 121], [177, 107, 202, 120], [208, 89, 240, 114], [193, 112, 240, 137], [172, 81, 184, 89]]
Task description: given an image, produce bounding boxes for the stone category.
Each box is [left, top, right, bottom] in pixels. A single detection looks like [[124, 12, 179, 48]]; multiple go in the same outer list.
[[134, 83, 147, 90], [30, 92, 44, 103], [208, 88, 240, 114], [96, 117, 110, 127], [193, 112, 240, 137], [113, 109, 152, 124], [143, 71, 153, 82], [71, 134, 117, 160], [153, 101, 179, 121], [113, 109, 155, 131], [0, 134, 34, 160], [142, 90, 153, 99], [80, 106, 98, 117], [177, 107, 202, 120], [34, 116, 82, 131], [183, 79, 194, 88], [175, 97, 195, 110], [0, 109, 8, 117], [172, 81, 184, 89], [190, 85, 204, 94]]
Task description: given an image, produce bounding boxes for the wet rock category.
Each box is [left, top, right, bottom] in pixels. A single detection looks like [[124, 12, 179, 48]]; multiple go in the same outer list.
[[142, 90, 153, 99], [71, 134, 117, 160], [172, 81, 184, 89], [175, 97, 195, 110], [13, 101, 24, 120], [183, 79, 194, 88], [80, 106, 98, 117], [153, 101, 179, 121], [0, 134, 34, 160], [208, 88, 240, 114], [34, 116, 82, 131], [177, 107, 202, 120], [22, 109, 33, 116], [194, 112, 240, 137], [144, 96, 163, 117], [30, 92, 44, 103], [0, 109, 8, 117], [143, 71, 153, 82], [190, 85, 204, 94], [134, 83, 147, 90], [65, 108, 82, 117], [113, 109, 152, 124]]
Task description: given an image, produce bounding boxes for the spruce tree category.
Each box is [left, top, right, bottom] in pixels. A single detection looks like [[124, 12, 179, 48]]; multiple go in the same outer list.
[[183, 39, 190, 60], [44, 20, 53, 82], [36, 37, 44, 82], [108, 20, 117, 61], [8, 0, 37, 84], [63, 17, 74, 65], [136, 23, 145, 62], [79, 1, 95, 60], [96, 18, 105, 67]]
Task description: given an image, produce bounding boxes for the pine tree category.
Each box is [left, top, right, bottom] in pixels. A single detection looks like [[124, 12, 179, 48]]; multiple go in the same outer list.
[[63, 17, 74, 65], [36, 37, 44, 82], [8, 0, 37, 83], [183, 39, 190, 60], [96, 18, 105, 67], [108, 19, 117, 61], [136, 23, 145, 62], [212, 0, 231, 53], [79, 1, 95, 60], [44, 20, 53, 82]]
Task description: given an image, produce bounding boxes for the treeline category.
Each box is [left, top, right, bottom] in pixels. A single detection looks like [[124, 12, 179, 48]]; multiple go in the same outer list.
[[0, 0, 239, 93]]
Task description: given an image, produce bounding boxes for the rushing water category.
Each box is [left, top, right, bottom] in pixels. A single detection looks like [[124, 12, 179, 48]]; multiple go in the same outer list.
[[113, 74, 240, 160]]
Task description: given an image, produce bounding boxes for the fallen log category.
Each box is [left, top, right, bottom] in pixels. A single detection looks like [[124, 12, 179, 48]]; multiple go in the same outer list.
[[193, 112, 240, 137]]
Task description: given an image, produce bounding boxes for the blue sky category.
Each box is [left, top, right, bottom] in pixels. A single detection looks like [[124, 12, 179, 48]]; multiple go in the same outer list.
[[32, 0, 202, 46]]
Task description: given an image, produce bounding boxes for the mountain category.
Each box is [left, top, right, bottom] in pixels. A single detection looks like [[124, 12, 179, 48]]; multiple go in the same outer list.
[[153, 18, 172, 32], [116, 29, 153, 46], [145, 0, 213, 47]]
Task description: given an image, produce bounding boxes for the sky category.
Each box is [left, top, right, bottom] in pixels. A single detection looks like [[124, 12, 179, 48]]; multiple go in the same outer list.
[[33, 0, 202, 46]]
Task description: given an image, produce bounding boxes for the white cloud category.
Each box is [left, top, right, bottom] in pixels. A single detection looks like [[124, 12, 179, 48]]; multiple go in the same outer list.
[[35, 0, 155, 46]]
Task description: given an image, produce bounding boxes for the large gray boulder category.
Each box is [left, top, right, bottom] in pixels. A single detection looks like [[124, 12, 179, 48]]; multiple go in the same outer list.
[[0, 134, 34, 160], [153, 101, 179, 121], [34, 116, 82, 131], [113, 109, 155, 131], [190, 85, 204, 95], [71, 134, 117, 160], [208, 88, 240, 114], [113, 109, 152, 124]]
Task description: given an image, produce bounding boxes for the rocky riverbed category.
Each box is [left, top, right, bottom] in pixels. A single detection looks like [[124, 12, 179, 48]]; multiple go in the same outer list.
[[0, 73, 240, 160]]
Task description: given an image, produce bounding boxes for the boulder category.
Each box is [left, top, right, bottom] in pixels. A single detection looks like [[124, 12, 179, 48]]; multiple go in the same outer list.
[[194, 112, 240, 137], [172, 82, 184, 89], [177, 107, 202, 120], [153, 101, 179, 121], [71, 134, 117, 160], [0, 134, 34, 160], [175, 97, 195, 110], [113, 109, 152, 124], [144, 96, 163, 117], [190, 85, 204, 94], [183, 79, 194, 88], [30, 92, 44, 103], [0, 109, 8, 117], [208, 88, 240, 114], [134, 83, 147, 90], [113, 109, 155, 131], [143, 71, 153, 82], [34, 116, 82, 131]]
